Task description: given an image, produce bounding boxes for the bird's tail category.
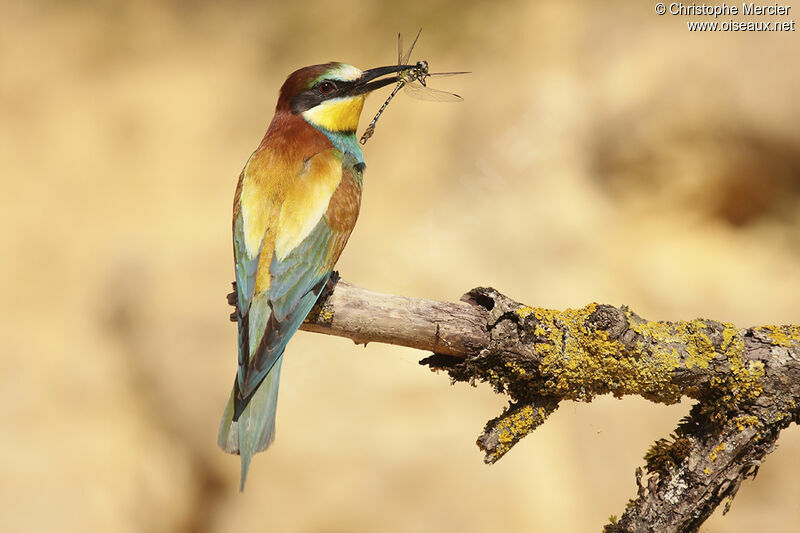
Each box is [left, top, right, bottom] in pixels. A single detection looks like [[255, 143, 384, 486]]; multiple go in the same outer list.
[[218, 355, 284, 491]]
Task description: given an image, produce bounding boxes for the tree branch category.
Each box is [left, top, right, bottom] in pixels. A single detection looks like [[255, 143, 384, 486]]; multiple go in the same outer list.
[[228, 276, 800, 533], [302, 274, 490, 357]]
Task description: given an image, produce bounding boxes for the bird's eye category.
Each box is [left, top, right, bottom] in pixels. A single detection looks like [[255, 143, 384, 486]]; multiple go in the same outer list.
[[318, 81, 335, 94]]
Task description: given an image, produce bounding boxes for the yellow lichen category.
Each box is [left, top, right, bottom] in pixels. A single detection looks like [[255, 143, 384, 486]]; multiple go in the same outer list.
[[709, 442, 726, 462], [307, 303, 334, 324], [685, 351, 711, 370], [515, 305, 534, 319], [489, 404, 551, 459], [721, 326, 737, 350], [496, 304, 767, 447], [504, 360, 527, 376], [524, 304, 692, 403], [757, 325, 800, 347], [733, 415, 759, 431], [319, 307, 334, 322], [705, 324, 764, 415]]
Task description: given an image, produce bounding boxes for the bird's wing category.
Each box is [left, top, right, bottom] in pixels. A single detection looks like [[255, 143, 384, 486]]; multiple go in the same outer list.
[[235, 147, 345, 398], [232, 168, 264, 317], [232, 155, 278, 389]]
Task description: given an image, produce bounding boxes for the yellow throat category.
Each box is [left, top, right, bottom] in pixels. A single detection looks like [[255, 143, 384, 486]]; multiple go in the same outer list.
[[302, 95, 366, 132]]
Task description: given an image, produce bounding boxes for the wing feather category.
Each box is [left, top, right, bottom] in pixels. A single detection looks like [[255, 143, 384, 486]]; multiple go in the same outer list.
[[235, 148, 345, 398], [241, 217, 334, 397]]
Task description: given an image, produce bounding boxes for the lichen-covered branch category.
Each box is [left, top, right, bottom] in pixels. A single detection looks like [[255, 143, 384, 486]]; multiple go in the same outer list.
[[227, 277, 800, 533]]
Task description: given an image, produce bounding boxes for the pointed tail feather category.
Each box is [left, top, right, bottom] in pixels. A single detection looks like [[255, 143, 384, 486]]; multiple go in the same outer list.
[[218, 355, 284, 491]]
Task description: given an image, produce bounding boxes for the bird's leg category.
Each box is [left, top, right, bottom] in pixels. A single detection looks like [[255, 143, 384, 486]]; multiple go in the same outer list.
[[228, 273, 340, 323], [318, 270, 341, 305], [228, 282, 238, 322]]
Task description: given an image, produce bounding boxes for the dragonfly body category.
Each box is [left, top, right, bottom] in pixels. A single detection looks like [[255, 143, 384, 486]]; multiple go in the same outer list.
[[360, 32, 467, 145], [361, 82, 406, 143]]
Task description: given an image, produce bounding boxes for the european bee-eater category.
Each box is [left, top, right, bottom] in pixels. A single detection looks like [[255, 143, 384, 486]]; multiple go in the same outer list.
[[218, 62, 410, 490]]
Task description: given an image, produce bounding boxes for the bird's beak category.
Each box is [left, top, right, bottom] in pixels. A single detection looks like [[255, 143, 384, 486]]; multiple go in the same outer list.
[[350, 65, 411, 96]]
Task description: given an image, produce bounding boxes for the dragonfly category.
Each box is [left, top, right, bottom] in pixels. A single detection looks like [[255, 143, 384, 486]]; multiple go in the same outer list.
[[360, 29, 468, 145]]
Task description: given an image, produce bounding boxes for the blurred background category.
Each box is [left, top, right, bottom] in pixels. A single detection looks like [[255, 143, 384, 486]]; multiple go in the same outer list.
[[2, 0, 799, 531]]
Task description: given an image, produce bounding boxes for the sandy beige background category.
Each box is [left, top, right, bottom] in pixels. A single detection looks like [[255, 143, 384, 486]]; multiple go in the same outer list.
[[2, 1, 799, 531]]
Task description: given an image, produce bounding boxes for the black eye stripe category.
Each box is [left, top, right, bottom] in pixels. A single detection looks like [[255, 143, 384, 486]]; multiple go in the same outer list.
[[290, 79, 360, 114], [318, 79, 357, 94]]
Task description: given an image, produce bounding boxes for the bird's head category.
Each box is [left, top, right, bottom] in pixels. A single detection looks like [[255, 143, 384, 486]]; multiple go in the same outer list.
[[277, 62, 408, 133]]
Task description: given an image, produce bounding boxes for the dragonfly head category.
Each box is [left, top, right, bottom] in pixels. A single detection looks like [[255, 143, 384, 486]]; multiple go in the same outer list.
[[350, 64, 415, 95]]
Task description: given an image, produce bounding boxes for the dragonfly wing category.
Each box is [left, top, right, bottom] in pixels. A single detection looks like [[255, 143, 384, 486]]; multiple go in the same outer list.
[[403, 81, 464, 102], [400, 28, 422, 65], [397, 33, 402, 66], [426, 71, 471, 78]]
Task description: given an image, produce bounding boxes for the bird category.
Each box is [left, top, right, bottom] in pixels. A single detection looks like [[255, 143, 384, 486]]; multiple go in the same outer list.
[[218, 62, 410, 490]]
